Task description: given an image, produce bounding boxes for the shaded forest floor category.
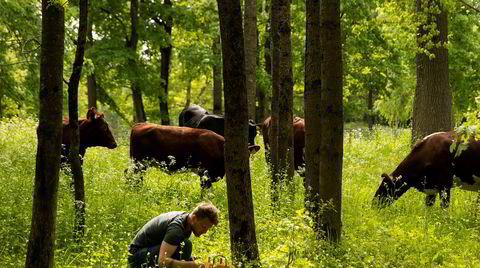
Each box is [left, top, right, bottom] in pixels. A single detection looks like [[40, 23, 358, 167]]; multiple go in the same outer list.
[[1, 118, 480, 267]]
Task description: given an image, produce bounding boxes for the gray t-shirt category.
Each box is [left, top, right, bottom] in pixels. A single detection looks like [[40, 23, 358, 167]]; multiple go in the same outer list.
[[129, 211, 191, 252]]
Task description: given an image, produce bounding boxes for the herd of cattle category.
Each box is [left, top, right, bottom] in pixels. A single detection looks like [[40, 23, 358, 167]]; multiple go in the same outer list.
[[61, 106, 480, 209]]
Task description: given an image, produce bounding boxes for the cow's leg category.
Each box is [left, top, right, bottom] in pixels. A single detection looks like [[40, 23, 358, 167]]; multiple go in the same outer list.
[[200, 176, 213, 189], [199, 176, 213, 199], [425, 194, 436, 207], [440, 188, 451, 209]]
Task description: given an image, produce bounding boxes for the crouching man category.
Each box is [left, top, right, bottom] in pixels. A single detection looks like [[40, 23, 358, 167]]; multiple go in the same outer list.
[[128, 201, 219, 268]]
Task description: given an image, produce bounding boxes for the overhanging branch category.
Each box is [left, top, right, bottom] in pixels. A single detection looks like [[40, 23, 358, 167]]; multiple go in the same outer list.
[[457, 0, 480, 13]]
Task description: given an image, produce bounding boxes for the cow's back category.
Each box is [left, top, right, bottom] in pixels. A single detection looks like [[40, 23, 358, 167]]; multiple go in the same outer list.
[[179, 105, 208, 127], [197, 115, 225, 137], [130, 123, 225, 176], [391, 131, 455, 189]]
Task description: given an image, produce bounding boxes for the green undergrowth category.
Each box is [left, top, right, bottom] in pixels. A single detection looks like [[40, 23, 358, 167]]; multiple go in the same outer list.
[[1, 118, 480, 267]]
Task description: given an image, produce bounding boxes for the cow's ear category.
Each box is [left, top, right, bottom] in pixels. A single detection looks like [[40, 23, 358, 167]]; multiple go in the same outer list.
[[96, 113, 105, 120], [87, 107, 97, 120], [248, 145, 261, 155]]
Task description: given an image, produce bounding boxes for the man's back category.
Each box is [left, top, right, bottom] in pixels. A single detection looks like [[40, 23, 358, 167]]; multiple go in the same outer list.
[[129, 211, 190, 252]]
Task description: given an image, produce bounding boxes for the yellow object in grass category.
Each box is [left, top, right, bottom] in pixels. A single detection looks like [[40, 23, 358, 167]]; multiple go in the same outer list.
[[203, 254, 231, 268]]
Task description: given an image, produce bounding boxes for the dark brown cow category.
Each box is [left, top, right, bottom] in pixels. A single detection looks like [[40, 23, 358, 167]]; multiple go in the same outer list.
[[373, 131, 480, 208], [128, 123, 260, 188], [62, 107, 117, 164], [260, 116, 305, 175]]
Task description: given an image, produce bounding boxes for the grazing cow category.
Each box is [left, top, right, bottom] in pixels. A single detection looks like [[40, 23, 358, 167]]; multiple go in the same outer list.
[[128, 123, 260, 188], [373, 131, 480, 208], [179, 105, 258, 145], [260, 116, 305, 175], [62, 107, 117, 164]]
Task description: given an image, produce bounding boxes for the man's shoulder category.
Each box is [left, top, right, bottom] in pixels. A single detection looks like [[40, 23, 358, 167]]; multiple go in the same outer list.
[[161, 211, 187, 220]]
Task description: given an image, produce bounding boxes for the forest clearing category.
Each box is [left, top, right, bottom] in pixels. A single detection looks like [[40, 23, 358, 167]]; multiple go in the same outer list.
[[2, 119, 480, 267], [2, 0, 480, 266]]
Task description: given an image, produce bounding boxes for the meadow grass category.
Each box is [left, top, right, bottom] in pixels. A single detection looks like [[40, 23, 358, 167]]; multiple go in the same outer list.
[[1, 118, 480, 267]]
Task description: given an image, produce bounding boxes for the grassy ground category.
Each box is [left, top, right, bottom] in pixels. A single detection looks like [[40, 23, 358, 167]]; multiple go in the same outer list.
[[1, 118, 480, 267]]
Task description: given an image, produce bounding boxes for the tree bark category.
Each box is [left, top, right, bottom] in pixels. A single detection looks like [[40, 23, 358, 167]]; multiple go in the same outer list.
[[212, 34, 223, 114], [87, 74, 97, 109], [269, 0, 279, 204], [128, 0, 146, 123], [245, 0, 257, 121], [271, 0, 294, 194], [319, 0, 343, 242], [86, 0, 97, 109], [25, 2, 64, 267], [67, 0, 88, 241], [159, 0, 172, 125], [259, 1, 272, 122], [216, 0, 260, 266], [412, 0, 451, 143], [304, 0, 322, 227]]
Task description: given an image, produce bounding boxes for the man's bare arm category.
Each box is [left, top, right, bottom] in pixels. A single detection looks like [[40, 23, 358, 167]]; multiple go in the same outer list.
[[157, 241, 203, 268]]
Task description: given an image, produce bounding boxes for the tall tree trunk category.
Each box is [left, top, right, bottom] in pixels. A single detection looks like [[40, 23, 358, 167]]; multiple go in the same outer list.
[[264, 8, 272, 77], [212, 35, 223, 115], [216, 0, 260, 266], [255, 13, 264, 123], [159, 0, 172, 125], [412, 0, 451, 143], [259, 1, 272, 122], [319, 0, 343, 242], [67, 0, 88, 241], [245, 0, 257, 121], [304, 0, 322, 228], [271, 0, 294, 194], [268, 0, 279, 204], [87, 74, 97, 109], [128, 0, 146, 123], [25, 2, 64, 267], [97, 83, 131, 125], [86, 0, 97, 109], [264, 0, 271, 119]]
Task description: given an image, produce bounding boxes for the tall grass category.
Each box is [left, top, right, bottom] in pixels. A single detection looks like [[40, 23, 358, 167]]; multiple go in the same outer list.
[[1, 119, 480, 267]]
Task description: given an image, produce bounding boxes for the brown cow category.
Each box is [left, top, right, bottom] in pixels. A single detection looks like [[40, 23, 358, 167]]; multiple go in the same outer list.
[[260, 116, 305, 175], [373, 131, 480, 208], [62, 107, 117, 164], [128, 123, 260, 188]]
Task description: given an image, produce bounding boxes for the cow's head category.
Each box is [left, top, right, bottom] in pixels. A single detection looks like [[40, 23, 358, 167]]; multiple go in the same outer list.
[[248, 119, 258, 145], [80, 107, 117, 149], [372, 173, 408, 208]]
